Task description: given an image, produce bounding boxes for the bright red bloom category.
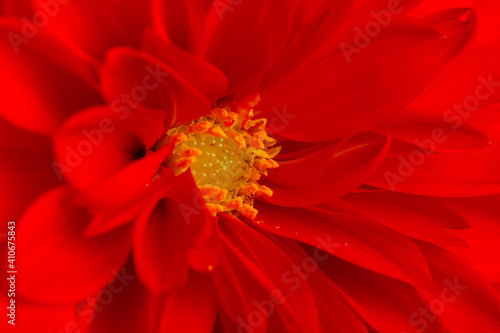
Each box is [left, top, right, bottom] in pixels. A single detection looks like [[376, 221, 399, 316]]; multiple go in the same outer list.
[[1, 1, 500, 333]]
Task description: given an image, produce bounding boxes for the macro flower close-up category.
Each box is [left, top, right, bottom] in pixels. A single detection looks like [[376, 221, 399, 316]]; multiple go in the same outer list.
[[1, 0, 500, 332]]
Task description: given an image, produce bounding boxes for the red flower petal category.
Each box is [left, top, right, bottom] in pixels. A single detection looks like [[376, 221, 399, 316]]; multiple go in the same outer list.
[[29, 0, 151, 60], [17, 186, 132, 304], [0, 118, 58, 223], [408, 4, 500, 111], [259, 13, 476, 141], [80, 145, 171, 212], [255, 203, 432, 288], [272, 238, 369, 333], [262, 0, 425, 90], [316, 251, 447, 333], [388, 110, 490, 153], [142, 29, 228, 104], [263, 131, 390, 206], [54, 106, 168, 195], [260, 1, 353, 90], [437, 195, 500, 281], [341, 191, 471, 247], [0, 299, 81, 333], [368, 129, 500, 197], [1, 0, 33, 17], [100, 48, 211, 127], [133, 171, 219, 294], [213, 217, 319, 332], [160, 272, 217, 333], [133, 196, 191, 295], [83, 165, 175, 237], [210, 240, 269, 333], [417, 242, 500, 333], [0, 19, 102, 134], [85, 263, 161, 333], [349, 0, 423, 17], [150, 0, 212, 55], [204, 0, 295, 97], [165, 171, 221, 273], [410, 8, 478, 95]]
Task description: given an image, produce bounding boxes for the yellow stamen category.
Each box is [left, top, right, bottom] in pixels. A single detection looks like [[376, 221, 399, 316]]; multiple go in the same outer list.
[[246, 137, 265, 149], [171, 133, 187, 145], [257, 185, 273, 198], [209, 108, 238, 124], [238, 183, 259, 196], [249, 170, 261, 182], [238, 204, 258, 219], [164, 94, 279, 219], [228, 197, 243, 209], [227, 130, 247, 149], [206, 203, 225, 216], [179, 147, 202, 158], [253, 158, 279, 171], [206, 126, 227, 138], [188, 121, 211, 133]]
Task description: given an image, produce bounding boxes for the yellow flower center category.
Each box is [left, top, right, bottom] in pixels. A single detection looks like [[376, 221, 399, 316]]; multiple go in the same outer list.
[[164, 95, 279, 218]]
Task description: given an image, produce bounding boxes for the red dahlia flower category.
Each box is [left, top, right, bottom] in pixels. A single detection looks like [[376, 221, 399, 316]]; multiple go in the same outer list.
[[1, 0, 500, 332]]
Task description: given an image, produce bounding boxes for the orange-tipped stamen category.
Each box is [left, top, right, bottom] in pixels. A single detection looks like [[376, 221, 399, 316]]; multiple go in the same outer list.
[[164, 94, 279, 219]]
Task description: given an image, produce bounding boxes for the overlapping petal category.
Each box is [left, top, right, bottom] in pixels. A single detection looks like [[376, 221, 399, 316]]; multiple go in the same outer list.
[[150, 0, 212, 55], [0, 19, 102, 134], [263, 131, 390, 206], [29, 0, 151, 60], [417, 242, 500, 333], [316, 251, 447, 333], [53, 106, 168, 200], [0, 117, 59, 222], [368, 128, 500, 196], [142, 30, 228, 104], [17, 186, 132, 304], [100, 48, 211, 127], [255, 203, 432, 288], [259, 12, 477, 142], [214, 214, 320, 333], [204, 0, 295, 97], [341, 191, 471, 247], [133, 170, 219, 294], [160, 272, 217, 333]]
